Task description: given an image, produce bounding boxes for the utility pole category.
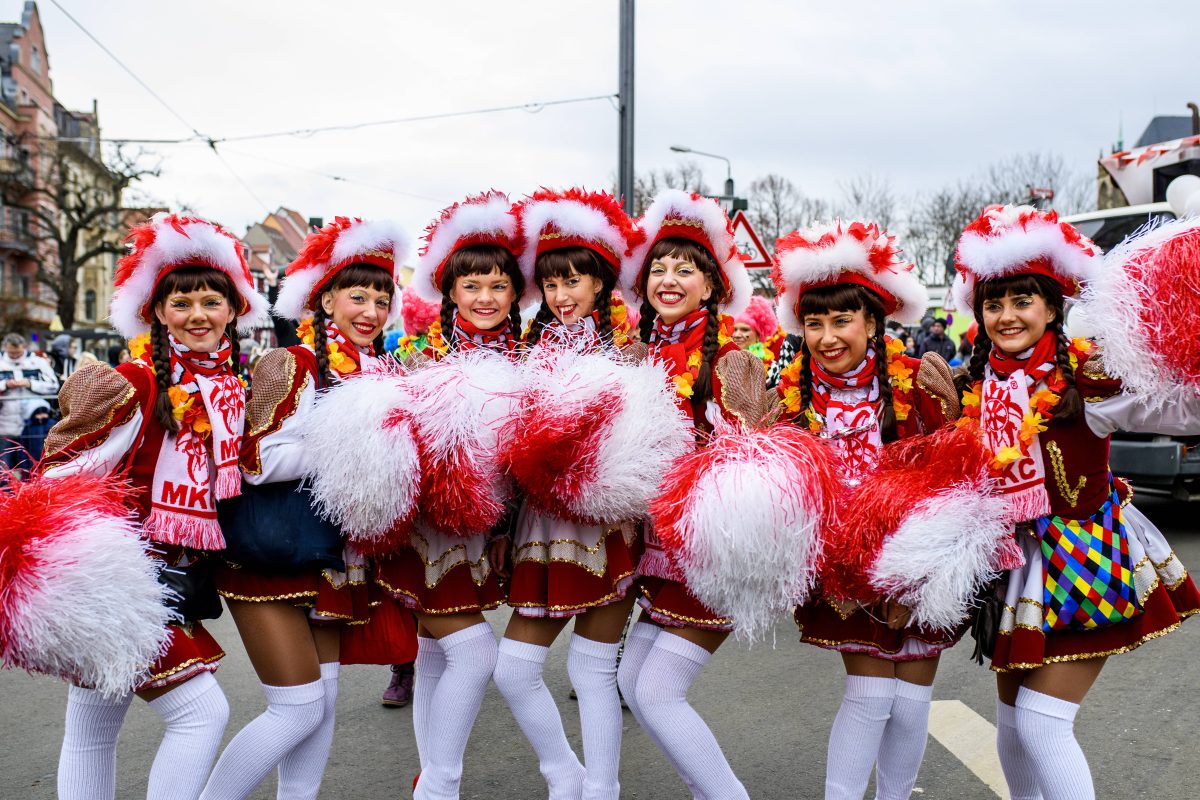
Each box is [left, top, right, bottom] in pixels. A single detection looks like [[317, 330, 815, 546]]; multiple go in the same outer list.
[[618, 0, 635, 215]]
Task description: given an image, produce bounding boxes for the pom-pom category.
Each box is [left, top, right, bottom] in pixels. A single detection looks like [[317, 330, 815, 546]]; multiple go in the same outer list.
[[0, 472, 172, 696], [824, 424, 1013, 632], [407, 349, 522, 537], [400, 284, 440, 337], [301, 370, 421, 553], [1079, 216, 1200, 404], [506, 345, 693, 524], [650, 422, 837, 641]]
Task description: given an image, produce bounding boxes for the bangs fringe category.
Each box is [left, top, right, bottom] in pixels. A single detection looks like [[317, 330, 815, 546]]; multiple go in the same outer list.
[[327, 263, 394, 295], [534, 247, 608, 284], [152, 266, 237, 305], [441, 245, 525, 295]]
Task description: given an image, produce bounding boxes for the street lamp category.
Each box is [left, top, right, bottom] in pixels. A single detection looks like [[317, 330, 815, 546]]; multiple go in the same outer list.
[[669, 144, 735, 196]]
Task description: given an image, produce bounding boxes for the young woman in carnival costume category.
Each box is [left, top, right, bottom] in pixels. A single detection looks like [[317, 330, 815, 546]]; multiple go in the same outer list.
[[42, 213, 270, 800], [489, 188, 652, 800], [611, 189, 767, 799], [198, 217, 414, 799], [771, 221, 1002, 800], [951, 205, 1200, 800], [376, 191, 529, 799]]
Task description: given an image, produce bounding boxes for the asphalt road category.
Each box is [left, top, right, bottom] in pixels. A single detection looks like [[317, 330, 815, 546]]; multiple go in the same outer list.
[[3, 495, 1197, 799]]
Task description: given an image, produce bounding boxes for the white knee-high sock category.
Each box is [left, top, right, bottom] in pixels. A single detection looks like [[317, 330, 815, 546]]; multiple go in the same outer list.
[[825, 675, 896, 800], [493, 638, 585, 799], [146, 672, 231, 800], [57, 686, 133, 800], [616, 623, 702, 798], [414, 636, 446, 772], [996, 699, 1043, 800], [276, 662, 340, 800], [567, 635, 623, 800], [634, 632, 749, 800], [1014, 687, 1093, 800], [873, 679, 932, 800], [414, 622, 497, 800], [199, 679, 325, 800]]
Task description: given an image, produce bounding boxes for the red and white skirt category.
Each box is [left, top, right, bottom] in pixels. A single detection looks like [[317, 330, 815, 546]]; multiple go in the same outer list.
[[993, 502, 1200, 671], [634, 532, 732, 632], [138, 622, 223, 691], [216, 547, 371, 625], [795, 597, 964, 661], [373, 523, 504, 616], [507, 509, 640, 618]]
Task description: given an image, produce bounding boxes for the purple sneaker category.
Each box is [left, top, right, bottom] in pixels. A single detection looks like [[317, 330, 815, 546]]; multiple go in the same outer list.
[[381, 662, 414, 707]]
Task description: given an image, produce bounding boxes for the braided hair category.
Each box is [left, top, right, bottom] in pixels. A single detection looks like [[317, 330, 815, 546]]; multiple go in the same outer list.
[[795, 283, 897, 442], [146, 266, 241, 432], [311, 306, 333, 388], [525, 247, 616, 347], [438, 245, 526, 352], [961, 273, 1082, 424]]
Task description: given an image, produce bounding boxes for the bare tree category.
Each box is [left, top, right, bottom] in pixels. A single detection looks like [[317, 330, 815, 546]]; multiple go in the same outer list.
[[905, 181, 993, 285], [0, 142, 158, 329], [981, 152, 1091, 215], [629, 160, 711, 215], [839, 173, 898, 231]]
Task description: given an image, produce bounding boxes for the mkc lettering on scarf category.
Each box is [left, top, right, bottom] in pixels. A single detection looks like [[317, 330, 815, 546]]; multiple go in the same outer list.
[[161, 480, 210, 510], [218, 435, 242, 463], [983, 373, 1043, 493]]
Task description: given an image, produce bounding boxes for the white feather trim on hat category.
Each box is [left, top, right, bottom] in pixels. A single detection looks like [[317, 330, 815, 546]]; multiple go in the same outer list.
[[413, 193, 519, 304], [274, 218, 412, 326], [952, 204, 1099, 311], [771, 221, 928, 333], [622, 189, 752, 315], [517, 198, 629, 307], [110, 212, 270, 339]]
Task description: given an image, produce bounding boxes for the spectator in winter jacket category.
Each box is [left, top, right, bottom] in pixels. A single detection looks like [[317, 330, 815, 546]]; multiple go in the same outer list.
[[0, 332, 58, 468], [917, 317, 957, 361]]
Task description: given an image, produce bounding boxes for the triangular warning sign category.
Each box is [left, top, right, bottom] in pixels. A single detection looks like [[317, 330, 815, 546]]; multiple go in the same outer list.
[[730, 210, 772, 267]]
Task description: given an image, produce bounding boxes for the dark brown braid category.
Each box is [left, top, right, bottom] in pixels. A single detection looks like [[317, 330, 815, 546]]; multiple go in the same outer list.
[[595, 288, 613, 342], [691, 299, 722, 413], [798, 343, 814, 418], [150, 319, 177, 433], [507, 304, 524, 350], [956, 331, 993, 397], [873, 323, 898, 442], [638, 298, 656, 342], [312, 307, 333, 389], [523, 303, 558, 347], [226, 322, 240, 380], [439, 296, 458, 352], [1050, 317, 1082, 423]]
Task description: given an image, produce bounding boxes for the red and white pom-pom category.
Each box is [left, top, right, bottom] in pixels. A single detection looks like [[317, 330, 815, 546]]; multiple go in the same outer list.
[[506, 345, 693, 524], [300, 369, 421, 554], [407, 349, 523, 537], [825, 424, 1014, 632], [651, 421, 837, 641], [1080, 216, 1200, 403], [0, 472, 171, 696]]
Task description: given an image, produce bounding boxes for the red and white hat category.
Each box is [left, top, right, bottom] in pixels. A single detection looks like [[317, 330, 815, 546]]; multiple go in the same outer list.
[[515, 187, 643, 307], [412, 190, 523, 304], [621, 189, 752, 315], [110, 212, 270, 339], [275, 217, 411, 325], [951, 204, 1099, 310], [771, 220, 927, 334]]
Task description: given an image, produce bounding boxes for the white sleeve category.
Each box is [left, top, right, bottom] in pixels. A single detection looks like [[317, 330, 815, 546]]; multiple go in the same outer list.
[[43, 408, 144, 480], [27, 356, 59, 395], [244, 380, 314, 485], [1085, 388, 1200, 438]]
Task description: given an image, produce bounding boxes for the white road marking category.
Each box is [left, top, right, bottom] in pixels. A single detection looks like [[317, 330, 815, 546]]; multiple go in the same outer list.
[[926, 699, 1006, 797]]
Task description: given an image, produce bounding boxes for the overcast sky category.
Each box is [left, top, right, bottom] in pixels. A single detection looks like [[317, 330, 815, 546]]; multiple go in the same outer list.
[[36, 0, 1200, 239]]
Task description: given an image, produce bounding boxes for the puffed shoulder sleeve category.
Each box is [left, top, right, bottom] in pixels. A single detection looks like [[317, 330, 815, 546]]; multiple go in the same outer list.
[[242, 347, 311, 480], [914, 352, 961, 426], [619, 341, 649, 365], [42, 361, 145, 475], [715, 349, 777, 429]]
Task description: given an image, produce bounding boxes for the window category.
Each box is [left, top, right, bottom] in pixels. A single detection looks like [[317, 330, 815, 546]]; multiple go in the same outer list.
[[30, 45, 41, 75], [19, 274, 30, 298], [84, 289, 96, 321]]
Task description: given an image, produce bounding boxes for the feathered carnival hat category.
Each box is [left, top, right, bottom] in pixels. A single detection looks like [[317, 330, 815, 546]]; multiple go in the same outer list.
[[771, 220, 927, 334], [412, 190, 524, 304], [622, 189, 752, 315], [275, 216, 411, 326], [111, 212, 270, 339], [516, 187, 643, 307], [951, 204, 1099, 311], [734, 295, 780, 342], [399, 284, 441, 336]]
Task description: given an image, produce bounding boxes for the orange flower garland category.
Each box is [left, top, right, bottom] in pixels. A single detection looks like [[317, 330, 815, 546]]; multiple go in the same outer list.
[[128, 332, 214, 438], [297, 319, 361, 375]]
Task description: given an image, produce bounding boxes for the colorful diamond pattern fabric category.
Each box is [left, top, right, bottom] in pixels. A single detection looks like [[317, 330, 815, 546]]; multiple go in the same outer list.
[[1037, 488, 1141, 632]]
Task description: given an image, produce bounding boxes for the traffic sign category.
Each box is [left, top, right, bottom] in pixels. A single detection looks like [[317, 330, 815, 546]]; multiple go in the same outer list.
[[730, 210, 772, 268]]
